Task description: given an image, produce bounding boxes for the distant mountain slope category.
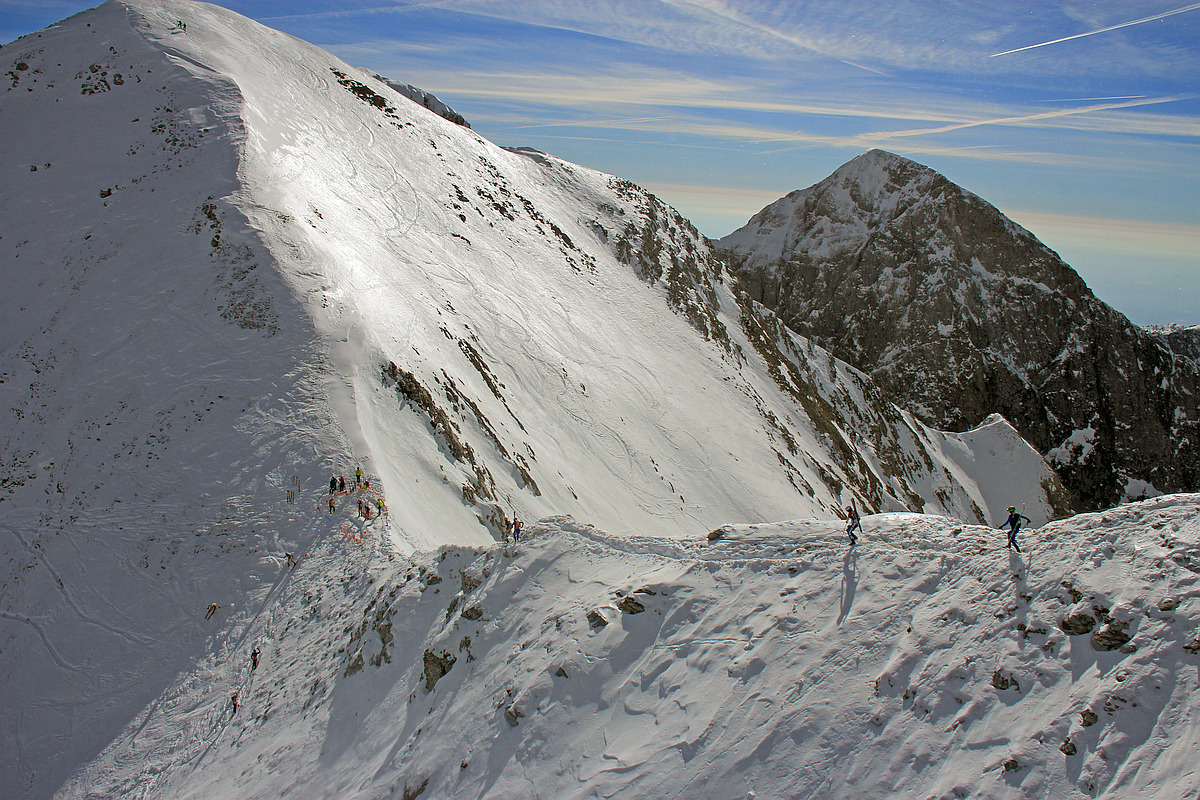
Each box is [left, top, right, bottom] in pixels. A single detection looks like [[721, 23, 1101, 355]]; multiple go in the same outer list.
[[1146, 324, 1200, 366], [373, 73, 470, 128], [718, 150, 1200, 512], [2, 3, 1066, 798], [63, 497, 1200, 800]]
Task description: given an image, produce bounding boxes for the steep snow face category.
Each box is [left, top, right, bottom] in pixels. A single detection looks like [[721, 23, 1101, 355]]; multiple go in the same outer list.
[[1, 4, 347, 797], [718, 150, 1200, 513], [107, 5, 1055, 545], [1, 4, 1067, 798], [63, 496, 1200, 800]]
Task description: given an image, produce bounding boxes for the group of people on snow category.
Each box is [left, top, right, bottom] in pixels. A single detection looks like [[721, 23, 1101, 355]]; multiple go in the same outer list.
[[205, 465, 395, 720], [329, 468, 370, 496], [326, 466, 381, 516], [355, 496, 385, 521]]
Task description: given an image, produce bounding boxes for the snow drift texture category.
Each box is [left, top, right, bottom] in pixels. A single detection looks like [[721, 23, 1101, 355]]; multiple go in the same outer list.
[[0, 2, 1194, 799], [59, 500, 1200, 800]]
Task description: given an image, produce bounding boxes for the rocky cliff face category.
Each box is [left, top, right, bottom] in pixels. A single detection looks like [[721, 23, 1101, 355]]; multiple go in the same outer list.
[[718, 150, 1200, 511]]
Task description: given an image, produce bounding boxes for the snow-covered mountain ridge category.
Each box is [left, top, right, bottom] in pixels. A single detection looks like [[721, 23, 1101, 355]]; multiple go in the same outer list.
[[718, 150, 1200, 513], [0, 2, 1175, 798], [62, 497, 1200, 800]]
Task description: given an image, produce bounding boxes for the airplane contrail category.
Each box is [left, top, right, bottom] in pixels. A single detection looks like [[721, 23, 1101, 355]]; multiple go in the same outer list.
[[870, 95, 1182, 140], [991, 2, 1200, 57], [1040, 95, 1147, 102]]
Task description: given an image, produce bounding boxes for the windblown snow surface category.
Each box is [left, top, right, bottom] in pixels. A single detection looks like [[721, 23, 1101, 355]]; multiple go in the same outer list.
[[1, 1, 1194, 799], [59, 501, 1200, 800]]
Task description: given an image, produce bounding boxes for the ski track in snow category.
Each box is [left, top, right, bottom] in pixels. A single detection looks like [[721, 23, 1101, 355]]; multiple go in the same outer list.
[[0, 610, 83, 674], [1, 524, 156, 649]]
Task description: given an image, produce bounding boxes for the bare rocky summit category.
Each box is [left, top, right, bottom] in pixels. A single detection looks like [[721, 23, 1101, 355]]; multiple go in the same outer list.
[[718, 150, 1200, 511]]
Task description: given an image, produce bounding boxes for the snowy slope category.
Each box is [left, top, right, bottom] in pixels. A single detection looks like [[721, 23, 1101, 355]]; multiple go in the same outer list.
[[1, 2, 1072, 798], [62, 495, 1200, 800], [1, 4, 349, 797]]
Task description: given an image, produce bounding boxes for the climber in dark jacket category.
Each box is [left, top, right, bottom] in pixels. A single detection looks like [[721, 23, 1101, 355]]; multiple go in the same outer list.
[[999, 506, 1031, 552], [844, 499, 861, 546]]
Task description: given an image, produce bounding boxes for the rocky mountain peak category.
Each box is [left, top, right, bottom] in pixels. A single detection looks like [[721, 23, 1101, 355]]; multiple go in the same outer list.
[[718, 152, 1200, 512], [372, 74, 471, 128], [829, 147, 932, 188]]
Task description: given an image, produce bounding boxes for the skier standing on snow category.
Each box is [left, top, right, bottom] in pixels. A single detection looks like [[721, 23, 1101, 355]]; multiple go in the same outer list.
[[339, 476, 346, 492], [844, 499, 861, 547], [999, 506, 1031, 552], [329, 476, 337, 495], [355, 467, 362, 488], [512, 518, 523, 541], [251, 646, 260, 671]]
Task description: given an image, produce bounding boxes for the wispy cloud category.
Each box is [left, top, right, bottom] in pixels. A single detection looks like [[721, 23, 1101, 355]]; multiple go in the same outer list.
[[414, 66, 1199, 142], [1003, 210, 1200, 259], [257, 2, 437, 23], [992, 2, 1200, 57], [469, 108, 1149, 171], [515, 116, 678, 130], [661, 0, 890, 74], [753, 140, 1118, 170], [640, 180, 793, 214], [356, 0, 968, 74], [426, 70, 955, 121], [1040, 96, 1147, 103]]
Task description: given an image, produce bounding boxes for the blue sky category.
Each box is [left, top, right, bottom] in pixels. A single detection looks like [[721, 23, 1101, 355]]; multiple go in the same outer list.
[[3, 1, 1197, 325]]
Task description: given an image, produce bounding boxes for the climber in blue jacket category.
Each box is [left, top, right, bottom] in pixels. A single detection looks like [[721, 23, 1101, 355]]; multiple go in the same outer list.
[[1000, 506, 1030, 552]]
